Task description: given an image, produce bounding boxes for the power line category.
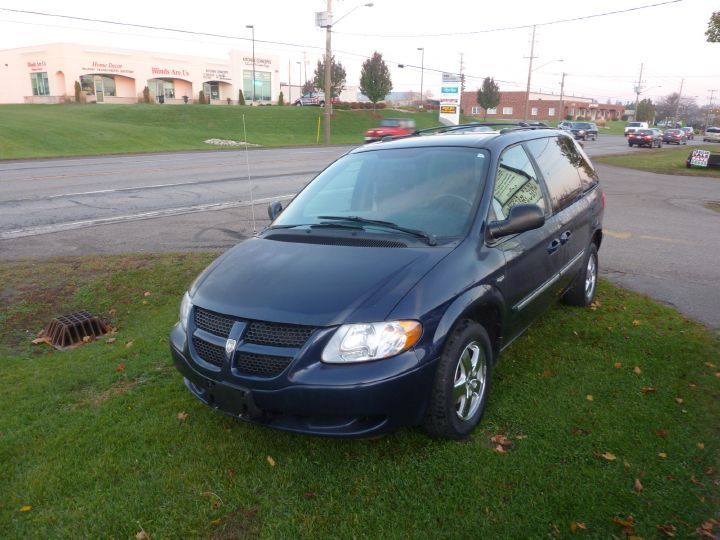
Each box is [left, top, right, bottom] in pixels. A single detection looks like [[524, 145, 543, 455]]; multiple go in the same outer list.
[[333, 0, 683, 38]]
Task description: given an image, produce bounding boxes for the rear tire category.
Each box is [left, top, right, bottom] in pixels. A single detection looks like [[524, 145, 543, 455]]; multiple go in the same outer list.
[[424, 320, 493, 440], [563, 243, 599, 307]]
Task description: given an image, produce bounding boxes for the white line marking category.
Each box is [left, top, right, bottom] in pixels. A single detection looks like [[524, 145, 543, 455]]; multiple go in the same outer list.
[[0, 194, 295, 240]]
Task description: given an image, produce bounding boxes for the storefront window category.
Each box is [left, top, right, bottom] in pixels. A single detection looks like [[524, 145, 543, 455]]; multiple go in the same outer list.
[[148, 78, 175, 98], [203, 81, 220, 100], [30, 72, 50, 96], [79, 75, 117, 96], [80, 75, 94, 94], [243, 70, 271, 101]]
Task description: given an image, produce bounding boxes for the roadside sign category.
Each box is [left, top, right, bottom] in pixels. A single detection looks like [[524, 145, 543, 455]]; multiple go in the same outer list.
[[690, 149, 711, 167], [439, 72, 460, 126]]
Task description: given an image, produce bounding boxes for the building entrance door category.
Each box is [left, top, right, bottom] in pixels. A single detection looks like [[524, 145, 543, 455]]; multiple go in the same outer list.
[[94, 78, 104, 103]]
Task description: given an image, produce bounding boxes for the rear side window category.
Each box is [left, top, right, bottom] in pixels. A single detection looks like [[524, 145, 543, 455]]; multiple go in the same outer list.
[[492, 144, 546, 221], [525, 136, 584, 213]]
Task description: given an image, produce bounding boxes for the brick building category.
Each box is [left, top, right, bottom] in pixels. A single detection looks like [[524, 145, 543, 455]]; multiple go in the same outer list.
[[461, 91, 624, 122]]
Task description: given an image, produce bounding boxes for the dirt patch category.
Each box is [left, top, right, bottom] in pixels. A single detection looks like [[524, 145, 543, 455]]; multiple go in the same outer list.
[[704, 201, 720, 213], [79, 377, 141, 407], [210, 506, 259, 539]]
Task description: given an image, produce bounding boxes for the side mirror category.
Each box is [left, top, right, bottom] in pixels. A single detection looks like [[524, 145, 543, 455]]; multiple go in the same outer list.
[[267, 201, 283, 220], [487, 204, 545, 240]]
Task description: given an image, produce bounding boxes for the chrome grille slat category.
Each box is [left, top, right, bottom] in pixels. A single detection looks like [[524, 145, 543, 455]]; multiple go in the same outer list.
[[244, 321, 316, 348], [192, 336, 225, 367]]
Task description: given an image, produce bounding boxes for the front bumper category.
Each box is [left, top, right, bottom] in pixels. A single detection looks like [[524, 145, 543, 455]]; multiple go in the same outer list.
[[170, 323, 437, 438]]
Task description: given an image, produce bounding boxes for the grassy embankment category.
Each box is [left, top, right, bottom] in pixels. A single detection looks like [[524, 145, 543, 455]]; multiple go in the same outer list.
[[595, 143, 720, 178], [0, 254, 718, 537], [0, 104, 443, 160]]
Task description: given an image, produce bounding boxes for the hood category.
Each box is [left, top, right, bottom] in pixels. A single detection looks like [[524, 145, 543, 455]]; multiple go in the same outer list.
[[191, 236, 451, 327]]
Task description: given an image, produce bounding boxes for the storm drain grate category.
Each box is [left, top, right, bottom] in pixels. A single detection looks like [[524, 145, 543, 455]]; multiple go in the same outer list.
[[38, 310, 109, 350]]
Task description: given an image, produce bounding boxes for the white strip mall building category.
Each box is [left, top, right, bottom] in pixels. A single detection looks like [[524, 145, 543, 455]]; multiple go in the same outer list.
[[0, 43, 281, 104]]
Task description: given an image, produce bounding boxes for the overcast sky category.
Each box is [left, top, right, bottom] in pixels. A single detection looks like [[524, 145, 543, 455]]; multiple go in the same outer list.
[[0, 0, 717, 105]]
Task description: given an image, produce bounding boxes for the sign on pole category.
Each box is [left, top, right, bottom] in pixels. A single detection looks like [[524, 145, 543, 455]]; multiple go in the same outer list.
[[439, 72, 460, 126]]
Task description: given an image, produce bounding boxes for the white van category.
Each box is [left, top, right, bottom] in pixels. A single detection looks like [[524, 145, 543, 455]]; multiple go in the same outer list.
[[703, 127, 720, 143], [624, 121, 649, 136]]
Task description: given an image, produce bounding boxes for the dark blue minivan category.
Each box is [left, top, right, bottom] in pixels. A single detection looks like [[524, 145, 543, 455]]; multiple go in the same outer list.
[[170, 126, 604, 439]]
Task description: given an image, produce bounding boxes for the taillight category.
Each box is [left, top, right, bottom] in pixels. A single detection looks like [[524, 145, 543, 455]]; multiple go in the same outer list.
[[644, 136, 651, 139]]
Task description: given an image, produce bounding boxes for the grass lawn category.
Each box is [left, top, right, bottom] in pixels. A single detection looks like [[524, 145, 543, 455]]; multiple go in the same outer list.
[[1, 253, 718, 537], [0, 104, 443, 160], [594, 144, 720, 178]]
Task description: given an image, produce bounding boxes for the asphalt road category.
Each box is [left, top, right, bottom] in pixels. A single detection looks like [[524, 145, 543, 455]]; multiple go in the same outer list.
[[1, 135, 718, 329]]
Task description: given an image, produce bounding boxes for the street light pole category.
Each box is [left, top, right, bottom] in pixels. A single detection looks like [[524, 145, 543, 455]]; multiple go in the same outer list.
[[523, 24, 537, 121], [323, 0, 332, 145], [558, 72, 566, 122], [418, 47, 424, 109], [672, 77, 684, 127], [297, 61, 302, 101], [246, 24, 255, 105]]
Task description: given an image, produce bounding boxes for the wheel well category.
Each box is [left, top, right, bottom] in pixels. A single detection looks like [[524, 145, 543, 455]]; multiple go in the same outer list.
[[592, 229, 603, 250], [464, 303, 502, 360]]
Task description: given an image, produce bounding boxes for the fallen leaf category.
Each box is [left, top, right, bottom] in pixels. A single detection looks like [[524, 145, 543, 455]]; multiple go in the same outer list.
[[142, 300, 149, 305], [542, 369, 552, 377], [697, 520, 717, 538], [656, 524, 677, 537], [176, 411, 188, 421], [210, 518, 223, 526], [143, 291, 152, 297], [681, 409, 688, 414], [658, 452, 667, 459], [599, 451, 617, 461], [690, 475, 703, 486], [705, 361, 716, 368], [688, 382, 697, 387], [641, 387, 656, 393], [115, 363, 125, 372], [586, 394, 594, 401], [633, 366, 642, 375], [82, 335, 91, 343], [126, 341, 134, 348], [632, 319, 641, 326], [655, 429, 668, 438], [226, 468, 234, 478], [19, 505, 32, 512], [490, 434, 512, 447], [515, 434, 528, 440], [697, 442, 705, 450], [267, 455, 276, 467], [715, 371, 720, 378], [31, 337, 51, 346], [704, 467, 716, 476], [634, 478, 643, 492], [135, 532, 148, 540], [304, 491, 317, 498], [613, 515, 635, 529], [106, 338, 116, 344], [675, 397, 684, 404], [494, 444, 507, 454], [614, 362, 622, 369]]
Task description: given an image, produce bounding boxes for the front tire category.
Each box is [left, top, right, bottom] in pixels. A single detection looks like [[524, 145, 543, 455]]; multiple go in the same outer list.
[[563, 243, 599, 307], [424, 320, 493, 440]]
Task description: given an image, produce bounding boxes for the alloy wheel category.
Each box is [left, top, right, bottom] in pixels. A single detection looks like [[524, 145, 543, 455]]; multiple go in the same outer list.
[[453, 341, 487, 421]]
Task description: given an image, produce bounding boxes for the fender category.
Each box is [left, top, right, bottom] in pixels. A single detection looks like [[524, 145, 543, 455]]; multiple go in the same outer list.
[[431, 283, 507, 361]]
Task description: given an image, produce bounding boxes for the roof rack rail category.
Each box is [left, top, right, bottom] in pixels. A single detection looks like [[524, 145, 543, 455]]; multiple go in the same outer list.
[[378, 121, 556, 143]]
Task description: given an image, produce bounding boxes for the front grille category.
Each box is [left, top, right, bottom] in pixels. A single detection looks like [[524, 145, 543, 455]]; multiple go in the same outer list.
[[236, 352, 292, 377], [192, 336, 225, 367], [244, 321, 316, 348], [195, 307, 234, 338]]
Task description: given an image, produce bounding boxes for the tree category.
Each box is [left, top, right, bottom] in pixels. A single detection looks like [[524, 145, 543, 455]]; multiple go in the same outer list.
[[277, 91, 285, 106], [301, 80, 315, 95], [198, 90, 206, 105], [476, 77, 500, 120], [636, 98, 655, 122], [359, 52, 392, 110], [238, 89, 245, 105], [312, 56, 347, 98], [142, 86, 151, 104], [706, 11, 720, 42], [74, 80, 81, 103]]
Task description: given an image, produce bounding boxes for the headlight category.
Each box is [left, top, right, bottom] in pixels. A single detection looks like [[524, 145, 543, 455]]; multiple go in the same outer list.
[[578, 130, 585, 134], [179, 292, 192, 330], [322, 321, 422, 363]]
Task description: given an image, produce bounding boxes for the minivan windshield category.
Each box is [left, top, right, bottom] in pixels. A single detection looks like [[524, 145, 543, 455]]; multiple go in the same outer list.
[[273, 147, 489, 240]]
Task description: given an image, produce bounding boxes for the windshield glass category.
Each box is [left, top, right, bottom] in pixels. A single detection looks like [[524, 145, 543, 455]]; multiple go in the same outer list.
[[273, 147, 489, 240], [629, 122, 643, 127], [380, 119, 400, 127]]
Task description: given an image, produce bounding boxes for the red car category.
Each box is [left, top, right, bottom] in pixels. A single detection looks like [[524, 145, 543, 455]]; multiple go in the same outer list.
[[628, 129, 663, 148], [364, 118, 417, 143]]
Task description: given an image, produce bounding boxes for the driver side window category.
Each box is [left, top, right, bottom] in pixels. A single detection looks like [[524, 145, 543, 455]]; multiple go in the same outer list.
[[491, 145, 545, 221]]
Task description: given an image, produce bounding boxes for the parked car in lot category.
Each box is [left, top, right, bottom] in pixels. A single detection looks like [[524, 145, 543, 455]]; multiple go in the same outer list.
[[662, 129, 688, 145], [557, 121, 573, 130], [703, 126, 720, 142], [624, 121, 649, 136], [680, 127, 694, 140], [364, 118, 417, 143], [565, 122, 598, 141], [170, 124, 604, 439], [628, 128, 663, 148], [294, 92, 327, 107]]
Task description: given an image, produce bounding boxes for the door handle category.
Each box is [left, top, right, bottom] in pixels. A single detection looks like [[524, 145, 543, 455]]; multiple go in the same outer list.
[[560, 230, 572, 245], [547, 239, 560, 254]]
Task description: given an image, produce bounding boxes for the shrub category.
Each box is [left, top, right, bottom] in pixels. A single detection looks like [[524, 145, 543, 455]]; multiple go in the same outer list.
[[350, 102, 361, 110], [238, 89, 245, 105], [198, 90, 206, 105], [363, 102, 373, 109], [74, 81, 81, 103], [277, 91, 284, 106], [334, 101, 351, 110], [377, 102, 386, 110], [142, 86, 151, 104]]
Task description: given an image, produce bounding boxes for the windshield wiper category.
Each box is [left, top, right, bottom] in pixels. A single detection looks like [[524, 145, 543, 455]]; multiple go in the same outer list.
[[317, 215, 437, 246]]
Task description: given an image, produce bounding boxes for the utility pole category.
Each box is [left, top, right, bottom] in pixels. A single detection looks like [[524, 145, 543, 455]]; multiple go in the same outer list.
[[323, 0, 332, 145], [705, 89, 717, 128], [418, 47, 425, 109], [558, 72, 566, 122], [672, 77, 684, 127], [633, 62, 644, 120], [523, 25, 537, 121]]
